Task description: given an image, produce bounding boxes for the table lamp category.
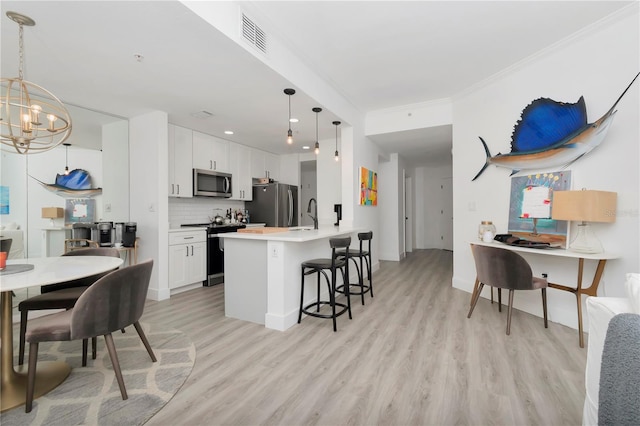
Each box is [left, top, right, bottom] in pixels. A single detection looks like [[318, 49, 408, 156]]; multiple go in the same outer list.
[[551, 189, 616, 253], [41, 207, 64, 227]]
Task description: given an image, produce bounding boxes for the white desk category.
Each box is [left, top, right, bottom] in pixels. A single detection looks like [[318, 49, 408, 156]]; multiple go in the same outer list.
[[471, 241, 620, 347], [0, 256, 124, 411]]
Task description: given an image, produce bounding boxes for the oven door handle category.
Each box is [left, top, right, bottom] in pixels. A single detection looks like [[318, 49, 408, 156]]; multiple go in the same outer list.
[[218, 237, 224, 252]]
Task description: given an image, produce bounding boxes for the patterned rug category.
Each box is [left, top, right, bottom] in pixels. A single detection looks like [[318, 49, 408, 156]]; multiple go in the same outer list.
[[1, 323, 195, 426]]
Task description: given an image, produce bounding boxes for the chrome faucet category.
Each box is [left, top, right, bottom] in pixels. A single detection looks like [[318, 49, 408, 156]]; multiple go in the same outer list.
[[307, 198, 318, 230]]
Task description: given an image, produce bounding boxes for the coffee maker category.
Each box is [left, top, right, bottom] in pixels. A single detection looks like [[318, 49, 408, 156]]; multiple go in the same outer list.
[[97, 222, 113, 247], [123, 222, 137, 247]]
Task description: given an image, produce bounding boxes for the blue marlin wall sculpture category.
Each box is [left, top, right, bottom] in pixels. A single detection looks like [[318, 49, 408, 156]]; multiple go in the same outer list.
[[31, 169, 102, 198], [472, 72, 639, 181]]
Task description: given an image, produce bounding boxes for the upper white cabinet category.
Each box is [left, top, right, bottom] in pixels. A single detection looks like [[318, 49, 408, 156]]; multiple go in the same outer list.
[[168, 124, 193, 198], [251, 149, 280, 181], [228, 142, 253, 201], [193, 131, 229, 172]]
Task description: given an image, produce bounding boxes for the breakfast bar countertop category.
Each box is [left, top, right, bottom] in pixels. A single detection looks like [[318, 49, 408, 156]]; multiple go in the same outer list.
[[220, 225, 362, 242]]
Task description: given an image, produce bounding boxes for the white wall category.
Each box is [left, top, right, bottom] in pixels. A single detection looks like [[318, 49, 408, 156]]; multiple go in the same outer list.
[[101, 120, 129, 222], [130, 111, 169, 301], [452, 8, 639, 330], [316, 137, 342, 227]]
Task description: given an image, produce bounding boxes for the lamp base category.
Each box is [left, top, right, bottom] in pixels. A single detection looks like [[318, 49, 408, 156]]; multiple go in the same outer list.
[[569, 222, 603, 254]]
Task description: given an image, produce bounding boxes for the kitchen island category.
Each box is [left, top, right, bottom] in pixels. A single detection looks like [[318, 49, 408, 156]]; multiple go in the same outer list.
[[220, 226, 363, 331]]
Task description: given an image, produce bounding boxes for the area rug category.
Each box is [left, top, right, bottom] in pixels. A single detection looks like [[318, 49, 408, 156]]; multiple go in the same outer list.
[[1, 323, 195, 426]]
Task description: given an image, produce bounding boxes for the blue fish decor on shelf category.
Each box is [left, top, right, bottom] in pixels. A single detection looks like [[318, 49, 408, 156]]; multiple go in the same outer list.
[[31, 169, 102, 198], [472, 72, 639, 181]]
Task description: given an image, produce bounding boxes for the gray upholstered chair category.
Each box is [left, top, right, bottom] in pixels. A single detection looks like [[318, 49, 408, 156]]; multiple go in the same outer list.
[[25, 259, 155, 413], [18, 247, 121, 366], [467, 243, 548, 335], [0, 237, 12, 254]]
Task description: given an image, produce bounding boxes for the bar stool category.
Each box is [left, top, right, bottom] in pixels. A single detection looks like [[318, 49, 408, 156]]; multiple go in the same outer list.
[[298, 237, 352, 332], [336, 231, 373, 305]]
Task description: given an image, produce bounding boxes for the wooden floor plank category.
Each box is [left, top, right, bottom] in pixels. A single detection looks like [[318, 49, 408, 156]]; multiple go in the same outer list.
[[140, 249, 586, 425]]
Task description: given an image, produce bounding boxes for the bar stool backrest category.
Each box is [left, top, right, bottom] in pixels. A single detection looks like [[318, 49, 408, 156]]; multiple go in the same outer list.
[[358, 231, 373, 254], [330, 236, 351, 267]]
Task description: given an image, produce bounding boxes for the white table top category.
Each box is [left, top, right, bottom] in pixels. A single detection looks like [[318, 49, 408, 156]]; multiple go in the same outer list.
[[0, 256, 124, 292], [471, 241, 620, 260]]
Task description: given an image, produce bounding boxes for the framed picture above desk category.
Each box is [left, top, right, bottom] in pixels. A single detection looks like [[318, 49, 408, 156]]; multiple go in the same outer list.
[[471, 241, 620, 348]]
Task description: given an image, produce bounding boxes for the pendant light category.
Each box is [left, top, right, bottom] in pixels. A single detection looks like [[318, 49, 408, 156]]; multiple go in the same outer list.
[[312, 107, 322, 155], [284, 88, 295, 144], [333, 121, 341, 162], [63, 143, 71, 175], [1, 12, 72, 154]]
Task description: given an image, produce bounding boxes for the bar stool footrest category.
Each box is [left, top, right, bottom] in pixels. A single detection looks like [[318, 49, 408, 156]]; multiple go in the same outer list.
[[301, 301, 350, 319], [336, 283, 370, 296]]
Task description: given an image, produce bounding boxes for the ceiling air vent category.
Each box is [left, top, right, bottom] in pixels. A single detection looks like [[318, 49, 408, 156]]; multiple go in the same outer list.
[[242, 13, 267, 54]]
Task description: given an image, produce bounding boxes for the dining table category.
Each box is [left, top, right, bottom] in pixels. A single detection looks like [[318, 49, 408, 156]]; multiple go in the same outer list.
[[0, 255, 124, 412]]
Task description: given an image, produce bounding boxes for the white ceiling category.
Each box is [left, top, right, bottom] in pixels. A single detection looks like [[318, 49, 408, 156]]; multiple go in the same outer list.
[[1, 1, 632, 167]]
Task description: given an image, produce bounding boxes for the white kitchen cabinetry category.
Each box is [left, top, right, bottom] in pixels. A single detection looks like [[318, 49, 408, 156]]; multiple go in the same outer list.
[[168, 124, 193, 198], [251, 149, 280, 181], [228, 142, 253, 201], [193, 131, 229, 172], [169, 230, 206, 289]]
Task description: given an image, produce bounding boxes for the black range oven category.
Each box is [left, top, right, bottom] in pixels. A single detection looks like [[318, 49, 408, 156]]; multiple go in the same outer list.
[[181, 223, 245, 286]]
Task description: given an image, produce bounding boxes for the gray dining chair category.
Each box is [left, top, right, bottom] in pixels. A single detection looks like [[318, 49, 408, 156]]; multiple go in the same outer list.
[[18, 247, 121, 366], [25, 259, 155, 413], [0, 237, 12, 254], [467, 243, 548, 335]]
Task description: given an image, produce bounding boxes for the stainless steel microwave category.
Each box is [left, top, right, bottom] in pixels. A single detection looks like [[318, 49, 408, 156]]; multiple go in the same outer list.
[[193, 169, 232, 197]]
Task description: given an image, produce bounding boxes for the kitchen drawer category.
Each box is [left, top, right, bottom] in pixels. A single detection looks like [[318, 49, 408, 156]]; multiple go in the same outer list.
[[169, 230, 206, 245]]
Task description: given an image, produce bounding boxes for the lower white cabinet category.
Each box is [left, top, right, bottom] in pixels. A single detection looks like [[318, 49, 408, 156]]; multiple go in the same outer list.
[[169, 230, 206, 289]]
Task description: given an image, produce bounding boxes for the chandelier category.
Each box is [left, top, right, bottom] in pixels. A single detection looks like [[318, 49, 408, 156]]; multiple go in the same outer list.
[[0, 11, 71, 154]]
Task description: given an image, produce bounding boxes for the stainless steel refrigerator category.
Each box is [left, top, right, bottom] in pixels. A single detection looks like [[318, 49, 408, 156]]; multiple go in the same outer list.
[[247, 183, 298, 227]]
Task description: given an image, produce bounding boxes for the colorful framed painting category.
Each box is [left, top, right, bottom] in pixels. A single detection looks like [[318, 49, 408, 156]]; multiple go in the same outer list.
[[359, 167, 377, 206], [65, 198, 96, 225], [0, 186, 9, 214], [508, 171, 571, 248]]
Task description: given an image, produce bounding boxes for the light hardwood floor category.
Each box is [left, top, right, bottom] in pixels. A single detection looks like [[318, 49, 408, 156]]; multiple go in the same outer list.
[[144, 249, 587, 425]]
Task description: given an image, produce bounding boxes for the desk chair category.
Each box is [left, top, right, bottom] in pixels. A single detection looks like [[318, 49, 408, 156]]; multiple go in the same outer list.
[[467, 243, 548, 335], [64, 238, 99, 253], [18, 247, 121, 366], [25, 260, 156, 412]]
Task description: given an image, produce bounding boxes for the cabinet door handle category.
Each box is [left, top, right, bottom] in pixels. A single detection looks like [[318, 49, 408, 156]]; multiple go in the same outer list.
[[214, 160, 217, 170], [171, 184, 174, 195], [185, 246, 189, 257], [191, 245, 194, 256], [184, 236, 194, 239], [177, 184, 180, 194], [210, 160, 213, 169]]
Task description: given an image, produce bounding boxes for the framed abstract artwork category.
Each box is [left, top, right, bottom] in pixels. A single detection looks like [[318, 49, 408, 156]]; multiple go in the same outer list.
[[359, 167, 377, 206], [0, 186, 9, 214], [508, 171, 572, 248], [65, 198, 96, 225]]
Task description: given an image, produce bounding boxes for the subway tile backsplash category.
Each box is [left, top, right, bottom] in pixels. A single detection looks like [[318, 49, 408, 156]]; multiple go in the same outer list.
[[169, 198, 245, 228]]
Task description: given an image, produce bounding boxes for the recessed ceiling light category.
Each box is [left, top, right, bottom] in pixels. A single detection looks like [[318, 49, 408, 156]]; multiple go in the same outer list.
[[224, 130, 234, 135], [289, 118, 299, 123], [302, 146, 310, 150]]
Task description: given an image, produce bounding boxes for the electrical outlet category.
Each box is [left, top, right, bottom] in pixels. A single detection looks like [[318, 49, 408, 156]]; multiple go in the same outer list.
[[271, 246, 279, 258], [104, 203, 111, 213], [148, 203, 155, 212]]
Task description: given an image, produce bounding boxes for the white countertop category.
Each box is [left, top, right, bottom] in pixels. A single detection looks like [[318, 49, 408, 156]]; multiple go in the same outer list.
[[220, 226, 364, 242]]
